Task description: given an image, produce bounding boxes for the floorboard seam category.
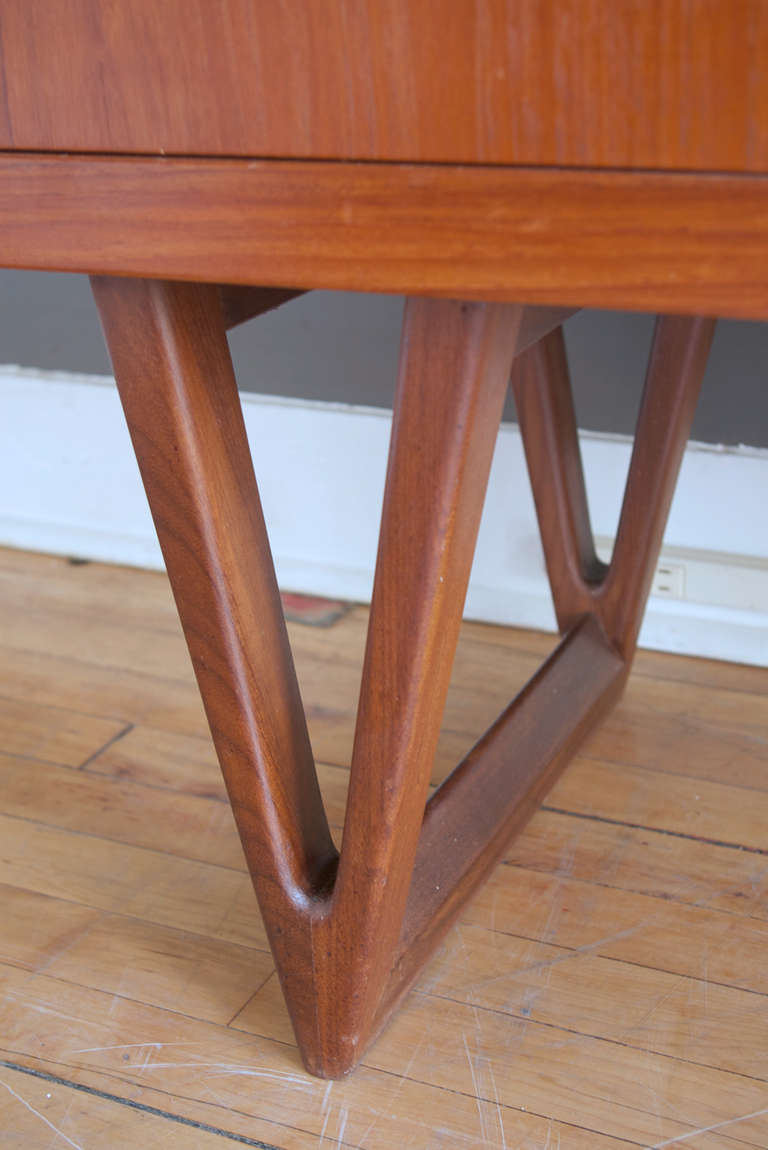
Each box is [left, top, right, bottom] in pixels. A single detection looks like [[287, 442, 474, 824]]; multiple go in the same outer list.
[[0, 1058, 286, 1149], [77, 722, 135, 770], [542, 806, 768, 855]]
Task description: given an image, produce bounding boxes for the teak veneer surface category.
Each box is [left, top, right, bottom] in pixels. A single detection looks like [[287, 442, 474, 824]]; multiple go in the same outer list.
[[2, 1, 768, 174], [1, 548, 768, 1147], [3, 155, 768, 319]]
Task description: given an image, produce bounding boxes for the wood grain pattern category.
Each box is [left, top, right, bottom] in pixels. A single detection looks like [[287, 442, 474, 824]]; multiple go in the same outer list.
[[2, 549, 768, 1147], [2, 155, 768, 318], [93, 279, 532, 1077], [2, 1, 767, 174], [90, 279, 340, 1064], [315, 298, 523, 1074], [89, 278, 716, 1076]]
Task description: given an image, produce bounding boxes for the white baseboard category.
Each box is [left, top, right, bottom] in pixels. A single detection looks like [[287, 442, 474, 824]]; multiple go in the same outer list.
[[2, 365, 767, 666]]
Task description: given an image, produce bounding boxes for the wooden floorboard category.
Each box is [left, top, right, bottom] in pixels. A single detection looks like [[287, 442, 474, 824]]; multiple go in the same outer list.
[[1, 548, 767, 1148]]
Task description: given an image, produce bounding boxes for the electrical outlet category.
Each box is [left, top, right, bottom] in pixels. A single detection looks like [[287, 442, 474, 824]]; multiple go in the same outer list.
[[651, 561, 685, 599]]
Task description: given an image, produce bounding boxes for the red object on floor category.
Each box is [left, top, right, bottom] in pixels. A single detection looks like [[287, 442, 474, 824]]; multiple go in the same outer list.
[[280, 591, 349, 627]]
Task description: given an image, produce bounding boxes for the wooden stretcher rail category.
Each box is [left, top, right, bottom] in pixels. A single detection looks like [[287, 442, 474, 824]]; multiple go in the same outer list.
[[1, 154, 766, 318]]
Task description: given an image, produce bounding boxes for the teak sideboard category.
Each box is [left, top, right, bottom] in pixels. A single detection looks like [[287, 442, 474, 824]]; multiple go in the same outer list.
[[2, 2, 766, 1077]]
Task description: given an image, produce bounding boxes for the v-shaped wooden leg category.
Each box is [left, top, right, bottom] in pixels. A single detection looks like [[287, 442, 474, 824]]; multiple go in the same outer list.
[[511, 315, 716, 656], [92, 278, 714, 1077]]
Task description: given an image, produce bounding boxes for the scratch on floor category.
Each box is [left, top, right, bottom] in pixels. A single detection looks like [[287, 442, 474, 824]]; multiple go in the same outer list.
[[393, 1031, 426, 1095], [619, 976, 686, 1042], [335, 1105, 349, 1148], [461, 1032, 489, 1146], [700, 946, 710, 1015], [317, 1093, 333, 1146], [69, 1041, 200, 1055], [462, 919, 656, 1005], [115, 1059, 311, 1090], [691, 863, 768, 910], [643, 1057, 666, 1134], [37, 913, 106, 975], [485, 1057, 507, 1150], [507, 923, 646, 979], [13, 1000, 91, 1029], [650, 1105, 768, 1147], [0, 1076, 84, 1150], [179, 1063, 310, 1086], [355, 1106, 382, 1147], [490, 888, 498, 935]]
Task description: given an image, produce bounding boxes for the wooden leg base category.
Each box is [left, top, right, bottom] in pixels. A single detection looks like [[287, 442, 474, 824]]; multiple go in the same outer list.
[[91, 277, 715, 1078]]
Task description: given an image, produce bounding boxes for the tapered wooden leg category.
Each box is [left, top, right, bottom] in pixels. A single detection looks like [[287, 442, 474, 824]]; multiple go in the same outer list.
[[90, 280, 337, 1048], [92, 278, 714, 1078], [312, 299, 523, 1072]]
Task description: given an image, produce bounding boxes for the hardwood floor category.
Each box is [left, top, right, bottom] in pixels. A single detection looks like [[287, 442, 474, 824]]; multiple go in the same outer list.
[[1, 546, 767, 1148]]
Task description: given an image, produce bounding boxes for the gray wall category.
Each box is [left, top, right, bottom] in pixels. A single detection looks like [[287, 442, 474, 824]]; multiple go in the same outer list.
[[1, 271, 766, 446]]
